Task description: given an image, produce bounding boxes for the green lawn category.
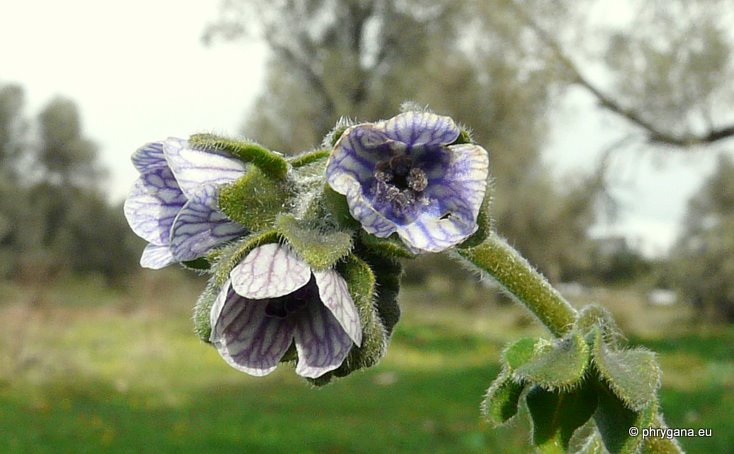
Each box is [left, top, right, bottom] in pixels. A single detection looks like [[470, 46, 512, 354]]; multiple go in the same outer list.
[[0, 275, 731, 453]]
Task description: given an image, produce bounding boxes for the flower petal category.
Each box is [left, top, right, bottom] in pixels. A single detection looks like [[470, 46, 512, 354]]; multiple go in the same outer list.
[[123, 167, 187, 245], [163, 137, 247, 199], [140, 243, 175, 269], [425, 143, 489, 221], [230, 243, 312, 299], [397, 143, 489, 253], [131, 141, 167, 173], [342, 183, 397, 238], [397, 213, 478, 253], [293, 301, 354, 378], [379, 112, 460, 147], [313, 269, 362, 346], [210, 281, 294, 376], [169, 186, 246, 262], [326, 125, 397, 189]]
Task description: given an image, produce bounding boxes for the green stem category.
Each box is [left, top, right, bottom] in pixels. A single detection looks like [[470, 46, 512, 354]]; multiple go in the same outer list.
[[456, 234, 577, 337]]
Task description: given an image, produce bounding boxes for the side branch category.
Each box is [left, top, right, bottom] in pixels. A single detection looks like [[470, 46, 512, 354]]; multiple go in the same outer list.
[[512, 3, 734, 147]]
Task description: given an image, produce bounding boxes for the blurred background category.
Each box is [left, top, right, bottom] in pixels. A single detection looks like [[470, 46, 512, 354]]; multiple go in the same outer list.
[[1, 0, 733, 452]]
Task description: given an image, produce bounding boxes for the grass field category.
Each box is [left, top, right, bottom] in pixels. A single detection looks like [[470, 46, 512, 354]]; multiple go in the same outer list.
[[0, 272, 732, 453]]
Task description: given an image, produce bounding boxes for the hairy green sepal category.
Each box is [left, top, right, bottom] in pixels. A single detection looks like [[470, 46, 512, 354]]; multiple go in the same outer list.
[[190, 133, 288, 180], [275, 213, 353, 270], [357, 230, 416, 259], [218, 167, 291, 231], [322, 185, 359, 229], [288, 149, 330, 168], [193, 280, 221, 342]]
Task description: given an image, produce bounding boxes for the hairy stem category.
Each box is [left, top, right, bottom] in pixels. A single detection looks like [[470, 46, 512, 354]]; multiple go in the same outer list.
[[456, 234, 577, 337]]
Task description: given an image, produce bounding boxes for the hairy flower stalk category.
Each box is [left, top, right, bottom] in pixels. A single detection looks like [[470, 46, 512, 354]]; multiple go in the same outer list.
[[456, 235, 577, 337], [124, 139, 247, 268]]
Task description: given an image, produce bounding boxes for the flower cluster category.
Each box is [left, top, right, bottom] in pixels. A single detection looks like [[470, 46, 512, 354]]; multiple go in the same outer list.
[[124, 110, 489, 380]]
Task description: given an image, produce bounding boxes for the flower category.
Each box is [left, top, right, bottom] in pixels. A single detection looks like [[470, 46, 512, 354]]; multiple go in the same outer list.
[[123, 138, 247, 269], [209, 243, 362, 378], [325, 111, 489, 253]]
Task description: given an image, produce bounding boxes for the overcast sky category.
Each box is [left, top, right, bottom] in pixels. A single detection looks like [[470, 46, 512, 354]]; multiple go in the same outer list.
[[1, 0, 728, 257]]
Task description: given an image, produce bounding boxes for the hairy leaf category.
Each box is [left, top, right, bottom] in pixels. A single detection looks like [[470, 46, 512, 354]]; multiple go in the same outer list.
[[592, 329, 661, 411], [514, 332, 590, 390], [481, 371, 526, 426], [526, 383, 598, 453]]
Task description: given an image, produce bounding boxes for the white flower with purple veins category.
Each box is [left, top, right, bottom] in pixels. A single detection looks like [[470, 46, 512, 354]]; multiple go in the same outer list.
[[124, 138, 247, 269], [210, 243, 362, 378], [326, 111, 489, 253]]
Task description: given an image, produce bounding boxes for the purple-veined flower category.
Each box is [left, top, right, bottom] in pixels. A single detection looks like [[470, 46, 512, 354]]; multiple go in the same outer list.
[[209, 243, 362, 378], [123, 138, 247, 269], [325, 111, 489, 253]]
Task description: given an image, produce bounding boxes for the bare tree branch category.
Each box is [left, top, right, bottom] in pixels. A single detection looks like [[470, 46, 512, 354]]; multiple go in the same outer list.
[[510, 2, 734, 148]]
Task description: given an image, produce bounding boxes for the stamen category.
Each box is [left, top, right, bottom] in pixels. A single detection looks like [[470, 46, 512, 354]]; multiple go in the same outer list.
[[408, 168, 427, 192], [373, 153, 429, 215]]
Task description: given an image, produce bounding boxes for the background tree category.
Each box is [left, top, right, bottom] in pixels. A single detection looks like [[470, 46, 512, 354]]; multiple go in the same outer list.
[[502, 0, 734, 148], [36, 97, 102, 188], [673, 154, 734, 321], [205, 0, 600, 282], [0, 84, 29, 278], [0, 84, 141, 285]]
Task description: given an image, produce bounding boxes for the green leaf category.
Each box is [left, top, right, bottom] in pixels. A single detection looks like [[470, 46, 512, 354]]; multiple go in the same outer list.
[[275, 213, 353, 270], [309, 254, 387, 386], [502, 337, 538, 370], [218, 167, 292, 232], [189, 133, 289, 180], [208, 230, 280, 286], [526, 383, 598, 453], [514, 332, 590, 390], [192, 280, 221, 342], [357, 230, 416, 259], [593, 378, 657, 454], [592, 329, 661, 411], [481, 371, 526, 426]]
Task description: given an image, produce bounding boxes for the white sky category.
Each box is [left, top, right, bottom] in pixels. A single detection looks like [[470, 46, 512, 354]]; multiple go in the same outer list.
[[0, 0, 728, 257]]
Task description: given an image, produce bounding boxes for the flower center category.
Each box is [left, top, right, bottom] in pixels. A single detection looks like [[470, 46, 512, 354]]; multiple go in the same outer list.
[[373, 155, 428, 215], [264, 275, 318, 319]]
